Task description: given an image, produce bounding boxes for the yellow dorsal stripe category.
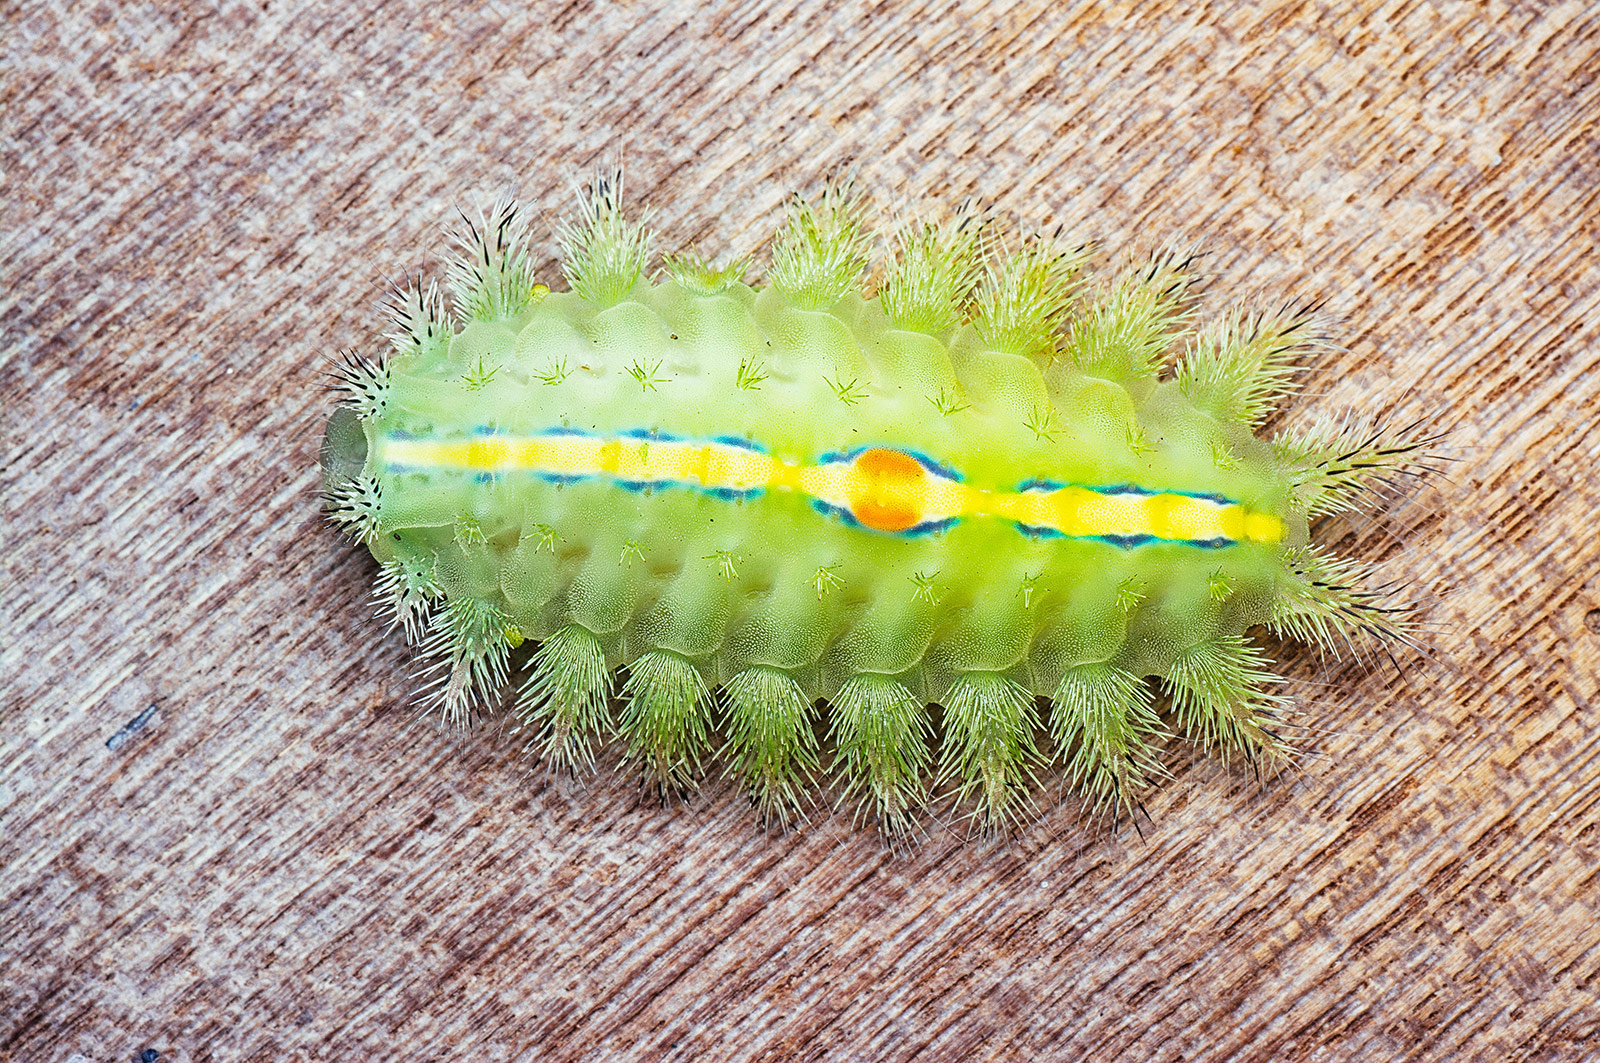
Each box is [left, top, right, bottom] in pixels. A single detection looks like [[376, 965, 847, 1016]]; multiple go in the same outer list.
[[378, 433, 1284, 545]]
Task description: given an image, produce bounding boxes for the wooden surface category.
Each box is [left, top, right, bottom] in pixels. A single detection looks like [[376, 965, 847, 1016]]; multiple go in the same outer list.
[[4, 1, 1598, 1060]]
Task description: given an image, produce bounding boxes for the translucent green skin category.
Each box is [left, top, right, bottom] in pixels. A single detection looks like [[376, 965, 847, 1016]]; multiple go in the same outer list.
[[338, 280, 1305, 700]]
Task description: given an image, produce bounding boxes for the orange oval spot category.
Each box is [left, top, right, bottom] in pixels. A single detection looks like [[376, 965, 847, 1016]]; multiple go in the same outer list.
[[848, 448, 927, 532]]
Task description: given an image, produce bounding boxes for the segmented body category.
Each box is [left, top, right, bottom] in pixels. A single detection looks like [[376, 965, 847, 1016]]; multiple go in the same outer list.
[[323, 177, 1429, 832]]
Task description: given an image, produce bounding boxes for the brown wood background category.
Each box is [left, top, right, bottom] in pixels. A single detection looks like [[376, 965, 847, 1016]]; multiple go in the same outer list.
[[4, 1, 1598, 1060]]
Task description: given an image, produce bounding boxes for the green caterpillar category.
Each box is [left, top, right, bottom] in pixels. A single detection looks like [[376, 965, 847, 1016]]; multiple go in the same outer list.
[[321, 174, 1432, 834]]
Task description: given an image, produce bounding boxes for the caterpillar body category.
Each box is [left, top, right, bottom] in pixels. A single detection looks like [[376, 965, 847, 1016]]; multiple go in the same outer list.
[[322, 175, 1432, 834]]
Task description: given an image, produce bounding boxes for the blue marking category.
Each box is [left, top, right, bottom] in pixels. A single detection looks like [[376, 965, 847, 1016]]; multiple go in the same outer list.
[[812, 498, 854, 523], [1015, 522, 1066, 539], [540, 426, 590, 437], [616, 478, 766, 500], [536, 472, 589, 485], [1085, 533, 1236, 550], [621, 427, 682, 442], [1014, 523, 1237, 548], [1094, 533, 1158, 549], [909, 450, 963, 483], [713, 434, 765, 452], [815, 445, 962, 482], [1014, 478, 1236, 506], [809, 499, 953, 538], [1098, 482, 1233, 505]]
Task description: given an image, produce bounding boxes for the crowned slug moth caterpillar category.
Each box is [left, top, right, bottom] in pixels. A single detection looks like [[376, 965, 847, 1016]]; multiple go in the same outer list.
[[321, 174, 1434, 834]]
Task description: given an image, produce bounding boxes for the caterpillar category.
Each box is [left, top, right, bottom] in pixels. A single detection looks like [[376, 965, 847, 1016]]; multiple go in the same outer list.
[[321, 173, 1435, 836]]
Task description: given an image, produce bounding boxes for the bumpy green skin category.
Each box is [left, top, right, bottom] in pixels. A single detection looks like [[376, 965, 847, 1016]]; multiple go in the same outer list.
[[349, 281, 1302, 700]]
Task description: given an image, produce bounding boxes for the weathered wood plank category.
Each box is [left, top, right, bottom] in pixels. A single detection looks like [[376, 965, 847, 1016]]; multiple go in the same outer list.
[[3, 1, 1597, 1060]]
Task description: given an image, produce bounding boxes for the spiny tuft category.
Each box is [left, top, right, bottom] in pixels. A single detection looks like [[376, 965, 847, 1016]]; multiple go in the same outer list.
[[1052, 663, 1169, 821], [515, 624, 611, 773], [418, 596, 513, 728], [558, 171, 654, 307], [384, 275, 446, 361], [447, 198, 541, 325], [1277, 414, 1446, 517], [1176, 303, 1323, 427], [829, 673, 931, 836], [972, 234, 1091, 360], [937, 672, 1042, 832], [879, 205, 987, 334], [329, 348, 392, 422], [618, 649, 711, 798], [662, 248, 751, 295], [324, 474, 382, 545], [720, 667, 820, 825], [1164, 635, 1291, 763], [375, 555, 441, 644], [1068, 247, 1199, 381], [1271, 546, 1421, 658], [768, 181, 872, 311]]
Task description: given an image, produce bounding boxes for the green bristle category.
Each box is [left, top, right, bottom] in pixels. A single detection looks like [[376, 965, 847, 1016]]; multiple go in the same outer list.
[[384, 275, 446, 360], [1272, 546, 1420, 657], [661, 248, 751, 295], [329, 348, 391, 422], [1069, 247, 1199, 381], [878, 206, 987, 334], [937, 671, 1042, 831], [829, 673, 931, 835], [514, 624, 612, 773], [720, 666, 820, 825], [972, 235, 1090, 359], [618, 649, 711, 797], [1163, 635, 1291, 764], [1176, 304, 1322, 428], [558, 171, 654, 307], [418, 596, 513, 728], [768, 181, 871, 311], [1277, 415, 1443, 517], [323, 474, 382, 545], [1051, 663, 1169, 818], [374, 555, 441, 645], [447, 197, 541, 324]]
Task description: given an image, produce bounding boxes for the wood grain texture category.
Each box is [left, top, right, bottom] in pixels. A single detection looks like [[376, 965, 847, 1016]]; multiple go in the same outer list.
[[3, 1, 1597, 1060]]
